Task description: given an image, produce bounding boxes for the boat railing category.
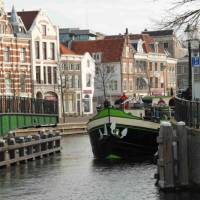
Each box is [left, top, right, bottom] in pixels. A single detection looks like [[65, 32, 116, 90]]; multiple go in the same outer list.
[[144, 105, 172, 122]]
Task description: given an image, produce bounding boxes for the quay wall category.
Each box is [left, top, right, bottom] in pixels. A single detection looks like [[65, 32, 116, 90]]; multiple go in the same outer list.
[[188, 131, 200, 185], [0, 130, 62, 168]]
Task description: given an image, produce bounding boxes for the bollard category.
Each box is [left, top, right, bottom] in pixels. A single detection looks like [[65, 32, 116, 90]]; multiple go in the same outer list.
[[0, 139, 5, 162], [32, 134, 41, 154], [8, 138, 16, 160], [176, 121, 189, 187], [157, 121, 175, 190], [5, 150, 10, 167], [41, 133, 48, 151], [18, 137, 25, 157]]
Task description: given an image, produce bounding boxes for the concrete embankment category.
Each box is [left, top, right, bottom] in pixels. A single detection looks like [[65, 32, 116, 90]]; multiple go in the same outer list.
[[11, 122, 88, 137]]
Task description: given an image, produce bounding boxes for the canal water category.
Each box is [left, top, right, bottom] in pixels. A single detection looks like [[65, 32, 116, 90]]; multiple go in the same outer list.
[[0, 134, 200, 200]]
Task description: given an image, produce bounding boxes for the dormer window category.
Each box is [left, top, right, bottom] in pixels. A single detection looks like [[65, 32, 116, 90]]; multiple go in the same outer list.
[[131, 39, 144, 53], [92, 52, 101, 62]]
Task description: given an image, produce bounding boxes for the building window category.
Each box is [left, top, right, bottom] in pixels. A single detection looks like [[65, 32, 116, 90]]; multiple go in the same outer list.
[[123, 80, 127, 90], [76, 63, 80, 70], [20, 48, 26, 63], [42, 42, 47, 60], [155, 77, 158, 88], [155, 62, 158, 71], [150, 77, 153, 87], [65, 94, 75, 113], [50, 43, 55, 60], [109, 80, 118, 91], [47, 67, 52, 84], [160, 63, 164, 71], [42, 25, 47, 36], [36, 66, 41, 84], [5, 73, 11, 94], [35, 41, 40, 59], [53, 67, 57, 84], [129, 80, 133, 91], [75, 75, 80, 88], [129, 63, 133, 73], [149, 62, 152, 71], [123, 63, 127, 73], [113, 80, 118, 90], [164, 42, 169, 49], [68, 75, 73, 88], [3, 47, 10, 62], [107, 65, 114, 73], [84, 95, 90, 113], [43, 66, 46, 84], [86, 73, 91, 87], [20, 73, 26, 93]]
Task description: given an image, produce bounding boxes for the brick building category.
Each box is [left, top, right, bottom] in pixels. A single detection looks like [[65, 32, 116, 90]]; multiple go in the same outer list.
[[0, 2, 32, 97], [105, 33, 177, 96]]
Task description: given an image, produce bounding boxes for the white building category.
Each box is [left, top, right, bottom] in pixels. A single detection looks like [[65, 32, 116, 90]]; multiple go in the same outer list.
[[71, 38, 133, 105], [60, 44, 95, 117], [15, 9, 61, 117]]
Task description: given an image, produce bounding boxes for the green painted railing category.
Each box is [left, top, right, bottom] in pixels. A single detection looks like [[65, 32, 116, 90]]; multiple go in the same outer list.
[[0, 96, 58, 137], [0, 113, 58, 137]]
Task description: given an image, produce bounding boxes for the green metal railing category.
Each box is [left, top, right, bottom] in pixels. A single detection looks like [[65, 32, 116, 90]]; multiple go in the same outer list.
[[0, 96, 58, 136]]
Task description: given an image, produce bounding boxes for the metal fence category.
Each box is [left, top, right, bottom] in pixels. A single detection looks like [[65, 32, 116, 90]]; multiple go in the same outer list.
[[175, 97, 200, 128], [0, 96, 58, 115]]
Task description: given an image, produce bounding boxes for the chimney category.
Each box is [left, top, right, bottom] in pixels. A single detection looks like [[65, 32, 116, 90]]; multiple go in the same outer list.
[[125, 28, 128, 35]]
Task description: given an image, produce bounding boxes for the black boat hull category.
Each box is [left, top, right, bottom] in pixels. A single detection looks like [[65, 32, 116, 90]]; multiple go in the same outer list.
[[88, 123, 159, 159]]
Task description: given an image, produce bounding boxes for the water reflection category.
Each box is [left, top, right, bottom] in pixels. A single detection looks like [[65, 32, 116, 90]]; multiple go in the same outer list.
[[159, 191, 200, 200], [0, 135, 200, 200]]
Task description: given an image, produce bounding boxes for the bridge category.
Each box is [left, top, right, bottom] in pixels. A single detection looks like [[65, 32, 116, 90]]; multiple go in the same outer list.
[[0, 96, 58, 137]]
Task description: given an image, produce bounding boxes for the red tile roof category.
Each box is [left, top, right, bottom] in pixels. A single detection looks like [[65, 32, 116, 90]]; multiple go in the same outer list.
[[71, 39, 125, 62], [16, 11, 39, 31], [60, 43, 76, 55], [105, 34, 165, 54]]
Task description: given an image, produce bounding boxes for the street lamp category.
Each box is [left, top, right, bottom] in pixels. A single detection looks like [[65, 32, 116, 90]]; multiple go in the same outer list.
[[184, 24, 200, 100]]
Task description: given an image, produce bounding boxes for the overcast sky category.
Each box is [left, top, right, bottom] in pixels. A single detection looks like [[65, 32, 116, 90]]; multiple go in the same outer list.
[[5, 0, 174, 34]]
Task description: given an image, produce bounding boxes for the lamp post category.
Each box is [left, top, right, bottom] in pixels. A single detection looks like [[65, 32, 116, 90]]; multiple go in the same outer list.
[[184, 24, 200, 100], [162, 64, 167, 96]]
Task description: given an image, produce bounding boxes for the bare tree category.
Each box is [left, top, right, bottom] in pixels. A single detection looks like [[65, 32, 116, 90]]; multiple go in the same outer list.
[[95, 64, 115, 102], [159, 0, 200, 30]]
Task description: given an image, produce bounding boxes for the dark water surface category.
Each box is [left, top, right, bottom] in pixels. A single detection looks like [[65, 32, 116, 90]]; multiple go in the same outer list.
[[0, 135, 200, 200]]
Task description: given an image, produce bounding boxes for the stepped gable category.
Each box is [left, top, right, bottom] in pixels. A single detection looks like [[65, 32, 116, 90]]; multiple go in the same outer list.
[[60, 43, 76, 55], [15, 10, 39, 31], [71, 38, 125, 63]]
